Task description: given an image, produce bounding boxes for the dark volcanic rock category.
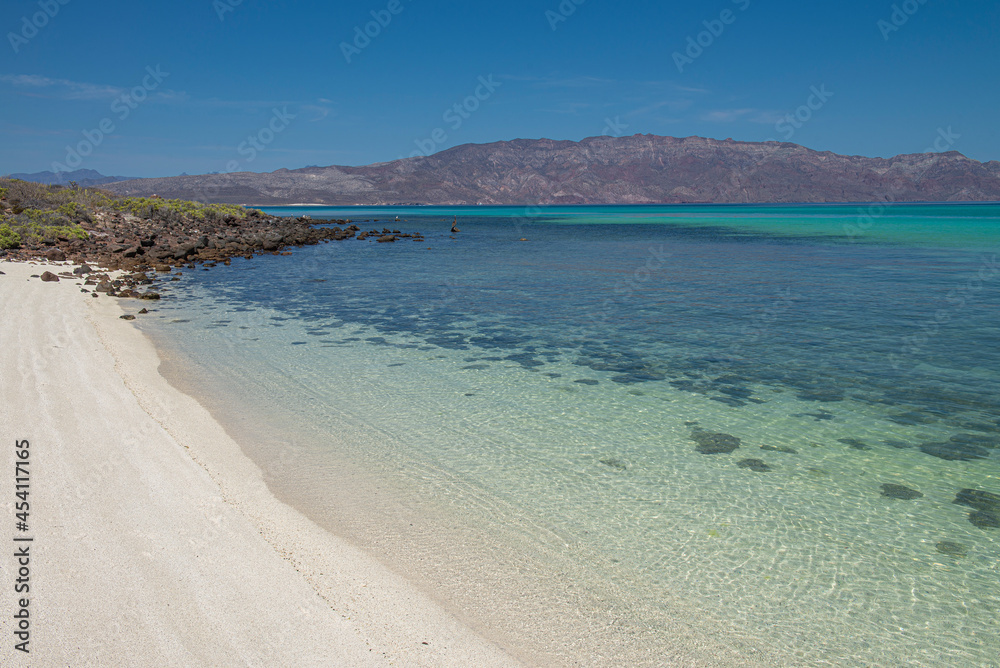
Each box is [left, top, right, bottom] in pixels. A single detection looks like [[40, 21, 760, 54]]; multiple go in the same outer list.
[[40, 271, 59, 282], [953, 489, 1000, 530], [880, 484, 923, 500], [920, 441, 990, 461], [953, 489, 1000, 513], [968, 511, 1000, 529], [737, 458, 771, 472], [120, 314, 136, 320], [45, 249, 66, 262], [690, 429, 741, 455]]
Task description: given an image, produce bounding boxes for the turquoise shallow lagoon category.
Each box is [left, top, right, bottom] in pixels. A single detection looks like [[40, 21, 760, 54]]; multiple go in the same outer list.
[[142, 204, 999, 665]]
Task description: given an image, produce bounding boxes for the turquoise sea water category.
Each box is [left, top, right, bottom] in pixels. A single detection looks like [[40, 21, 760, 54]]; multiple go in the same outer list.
[[141, 204, 1000, 666]]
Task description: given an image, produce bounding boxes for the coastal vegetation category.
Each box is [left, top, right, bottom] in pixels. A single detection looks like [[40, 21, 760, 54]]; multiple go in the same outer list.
[[0, 177, 252, 249], [0, 177, 420, 271]]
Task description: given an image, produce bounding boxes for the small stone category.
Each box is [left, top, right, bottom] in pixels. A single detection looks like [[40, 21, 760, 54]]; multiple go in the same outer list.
[[880, 483, 923, 500], [120, 314, 136, 321], [737, 458, 771, 472], [45, 249, 66, 262], [40, 271, 59, 282], [599, 458, 628, 471], [138, 308, 148, 314]]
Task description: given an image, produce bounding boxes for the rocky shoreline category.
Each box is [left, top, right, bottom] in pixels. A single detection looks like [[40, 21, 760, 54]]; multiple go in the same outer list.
[[1, 180, 425, 308], [1, 210, 425, 271]]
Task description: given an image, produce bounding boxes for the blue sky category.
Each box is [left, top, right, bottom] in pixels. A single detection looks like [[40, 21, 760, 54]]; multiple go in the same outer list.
[[1, 0, 997, 177]]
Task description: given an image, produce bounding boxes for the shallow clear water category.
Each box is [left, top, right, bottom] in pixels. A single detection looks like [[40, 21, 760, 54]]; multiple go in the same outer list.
[[142, 204, 1000, 666]]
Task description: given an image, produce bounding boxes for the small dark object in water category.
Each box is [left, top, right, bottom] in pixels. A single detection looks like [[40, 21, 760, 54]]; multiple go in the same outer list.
[[935, 541, 967, 557], [760, 445, 797, 454], [953, 489, 1000, 513], [952, 489, 1000, 529], [793, 411, 834, 422], [574, 379, 599, 385], [838, 438, 871, 451], [968, 511, 1000, 530], [690, 429, 741, 455], [880, 483, 923, 500], [599, 458, 628, 471], [795, 389, 844, 403], [711, 396, 746, 407], [737, 459, 771, 472], [451, 216, 460, 233], [888, 411, 935, 426], [949, 433, 1000, 450], [120, 314, 135, 321], [920, 441, 989, 461]]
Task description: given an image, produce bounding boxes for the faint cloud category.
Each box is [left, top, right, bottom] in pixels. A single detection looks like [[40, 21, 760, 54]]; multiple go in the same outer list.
[[700, 108, 781, 124], [627, 99, 694, 117], [538, 101, 599, 115], [748, 110, 785, 125], [538, 75, 617, 89], [301, 103, 334, 122], [498, 74, 616, 89], [701, 108, 755, 122], [0, 73, 185, 103], [675, 85, 710, 94], [0, 74, 124, 100]]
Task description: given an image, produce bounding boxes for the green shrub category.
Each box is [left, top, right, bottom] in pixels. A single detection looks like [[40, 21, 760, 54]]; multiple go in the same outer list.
[[0, 223, 21, 249]]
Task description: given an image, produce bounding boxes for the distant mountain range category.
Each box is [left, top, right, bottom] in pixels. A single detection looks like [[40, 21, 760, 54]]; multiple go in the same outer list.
[[6, 169, 138, 189], [83, 135, 1000, 204]]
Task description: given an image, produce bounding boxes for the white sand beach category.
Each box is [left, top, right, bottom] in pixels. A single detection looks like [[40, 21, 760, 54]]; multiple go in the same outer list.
[[0, 260, 519, 667]]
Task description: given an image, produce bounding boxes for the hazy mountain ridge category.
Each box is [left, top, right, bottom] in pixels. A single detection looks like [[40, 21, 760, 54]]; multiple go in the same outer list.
[[7, 169, 138, 189], [102, 134, 1000, 205]]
